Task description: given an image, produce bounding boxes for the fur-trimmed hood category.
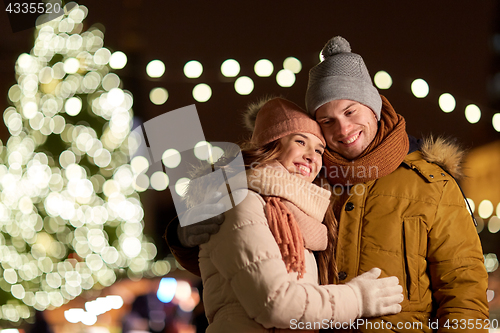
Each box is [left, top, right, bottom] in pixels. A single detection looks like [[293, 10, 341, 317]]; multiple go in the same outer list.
[[419, 135, 465, 179]]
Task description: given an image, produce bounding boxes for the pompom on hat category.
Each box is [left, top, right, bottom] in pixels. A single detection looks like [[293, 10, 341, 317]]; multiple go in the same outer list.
[[305, 36, 382, 120], [243, 97, 325, 147]]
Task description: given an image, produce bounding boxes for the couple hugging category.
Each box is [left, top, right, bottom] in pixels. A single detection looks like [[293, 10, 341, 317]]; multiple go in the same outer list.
[[166, 36, 489, 333]]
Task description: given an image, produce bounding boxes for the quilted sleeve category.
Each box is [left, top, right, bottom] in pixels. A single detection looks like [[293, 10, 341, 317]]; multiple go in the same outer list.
[[427, 179, 489, 332]]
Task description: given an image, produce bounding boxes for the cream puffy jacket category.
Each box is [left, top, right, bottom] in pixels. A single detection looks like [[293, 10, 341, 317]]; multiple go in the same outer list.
[[198, 166, 347, 332]]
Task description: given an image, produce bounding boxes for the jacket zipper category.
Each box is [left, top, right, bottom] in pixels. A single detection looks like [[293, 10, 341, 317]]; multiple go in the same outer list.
[[402, 221, 411, 300]]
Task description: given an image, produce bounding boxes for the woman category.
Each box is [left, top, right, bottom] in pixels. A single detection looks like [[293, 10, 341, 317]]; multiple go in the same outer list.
[[184, 97, 403, 332]]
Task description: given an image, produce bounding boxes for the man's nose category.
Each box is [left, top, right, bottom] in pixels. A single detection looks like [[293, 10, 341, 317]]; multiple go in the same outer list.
[[334, 118, 351, 137]]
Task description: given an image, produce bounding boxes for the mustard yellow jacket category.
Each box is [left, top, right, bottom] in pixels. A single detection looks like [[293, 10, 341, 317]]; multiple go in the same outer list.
[[330, 138, 489, 332]]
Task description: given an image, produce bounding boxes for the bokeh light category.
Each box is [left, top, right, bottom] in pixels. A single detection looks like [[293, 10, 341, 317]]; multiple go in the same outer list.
[[276, 69, 295, 87], [131, 155, 149, 174], [0, 3, 158, 321], [193, 141, 212, 161], [149, 87, 169, 105], [493, 113, 500, 132], [94, 48, 111, 65], [175, 178, 190, 197], [485, 253, 499, 273], [102, 73, 120, 91], [63, 58, 79, 74], [465, 104, 481, 124], [192, 84, 212, 102], [283, 57, 302, 74], [146, 60, 165, 78], [488, 216, 500, 234], [254, 59, 274, 77], [150, 172, 169, 191], [478, 200, 494, 219], [374, 71, 392, 89], [211, 146, 224, 162], [109, 51, 127, 70], [487, 290, 495, 302], [438, 93, 456, 113], [184, 60, 203, 79], [234, 76, 254, 95], [162, 149, 181, 168], [175, 280, 192, 301], [157, 278, 177, 303], [221, 59, 240, 77], [411, 79, 429, 98], [65, 97, 82, 116], [466, 198, 475, 215]]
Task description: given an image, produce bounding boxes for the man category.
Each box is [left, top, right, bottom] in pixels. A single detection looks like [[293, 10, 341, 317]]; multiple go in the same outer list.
[[165, 36, 489, 332]]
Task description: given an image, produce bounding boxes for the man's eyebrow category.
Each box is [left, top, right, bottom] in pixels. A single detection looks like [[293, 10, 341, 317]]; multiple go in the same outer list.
[[342, 102, 358, 112], [316, 102, 358, 119]]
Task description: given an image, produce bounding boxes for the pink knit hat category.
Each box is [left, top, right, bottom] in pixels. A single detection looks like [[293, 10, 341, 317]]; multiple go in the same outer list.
[[244, 97, 325, 147]]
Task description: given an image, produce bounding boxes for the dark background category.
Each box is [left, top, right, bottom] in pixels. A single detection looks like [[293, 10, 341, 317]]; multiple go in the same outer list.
[[0, 0, 499, 257]]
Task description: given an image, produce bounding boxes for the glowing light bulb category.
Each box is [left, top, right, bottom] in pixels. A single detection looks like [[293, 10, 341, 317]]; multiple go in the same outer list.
[[221, 59, 240, 77], [146, 60, 165, 78], [283, 57, 302, 74], [184, 60, 203, 78], [254, 59, 273, 77], [438, 93, 455, 113], [374, 71, 392, 89], [411, 79, 429, 98], [192, 84, 212, 102], [276, 69, 295, 87], [234, 76, 254, 95]]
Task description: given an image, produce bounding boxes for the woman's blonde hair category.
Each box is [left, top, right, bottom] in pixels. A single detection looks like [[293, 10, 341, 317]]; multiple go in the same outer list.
[[239, 139, 282, 169]]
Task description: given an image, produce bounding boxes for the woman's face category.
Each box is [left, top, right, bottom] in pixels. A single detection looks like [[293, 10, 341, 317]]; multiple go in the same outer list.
[[277, 132, 324, 183]]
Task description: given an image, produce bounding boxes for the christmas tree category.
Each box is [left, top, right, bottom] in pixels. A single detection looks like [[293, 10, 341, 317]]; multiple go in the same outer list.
[[0, 2, 159, 323]]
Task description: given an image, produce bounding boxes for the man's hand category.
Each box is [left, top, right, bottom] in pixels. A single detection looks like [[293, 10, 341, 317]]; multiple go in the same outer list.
[[177, 192, 226, 248]]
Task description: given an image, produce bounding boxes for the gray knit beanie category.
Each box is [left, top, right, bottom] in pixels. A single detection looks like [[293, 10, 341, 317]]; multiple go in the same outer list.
[[305, 36, 382, 120]]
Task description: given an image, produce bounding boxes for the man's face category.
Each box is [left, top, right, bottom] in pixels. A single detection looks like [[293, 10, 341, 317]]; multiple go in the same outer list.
[[315, 99, 378, 160]]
